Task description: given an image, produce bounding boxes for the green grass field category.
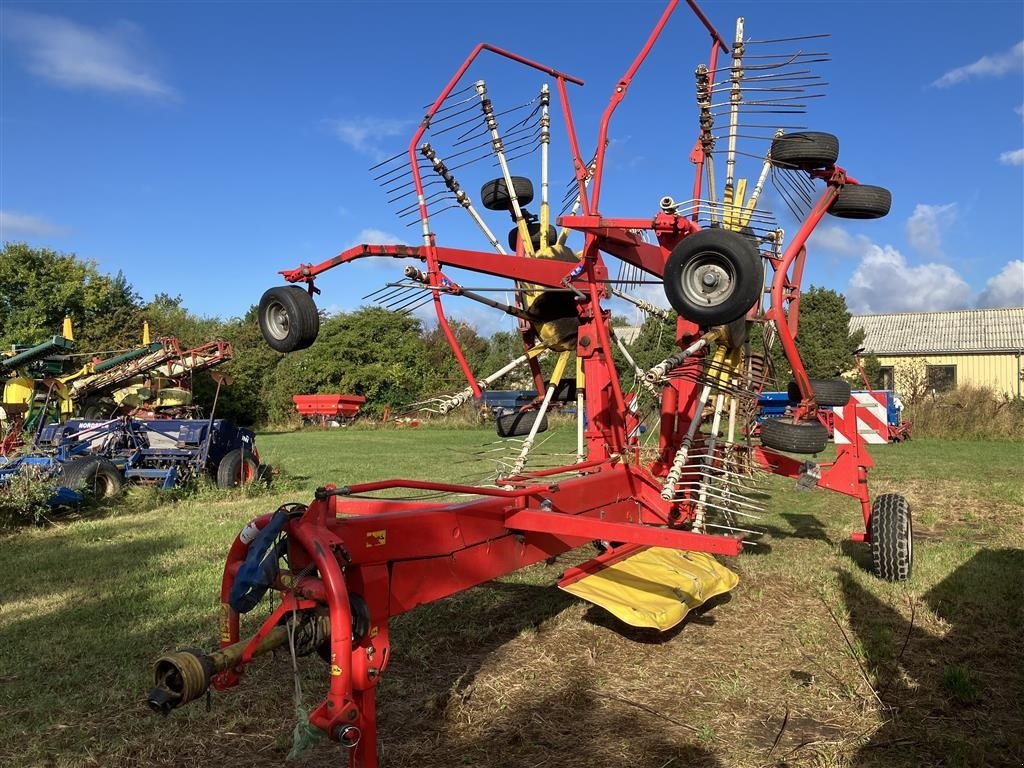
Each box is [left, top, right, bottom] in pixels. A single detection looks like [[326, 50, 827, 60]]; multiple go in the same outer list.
[[1, 427, 1021, 768]]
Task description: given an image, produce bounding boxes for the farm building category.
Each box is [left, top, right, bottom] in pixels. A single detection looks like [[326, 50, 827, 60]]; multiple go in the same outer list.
[[851, 307, 1024, 398]]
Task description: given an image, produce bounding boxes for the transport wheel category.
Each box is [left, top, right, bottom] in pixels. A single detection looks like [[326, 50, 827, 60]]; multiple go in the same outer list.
[[216, 448, 260, 488], [870, 493, 913, 581], [759, 418, 829, 454], [769, 131, 839, 170], [259, 285, 320, 352], [787, 378, 852, 407], [79, 398, 116, 419], [496, 409, 548, 438], [61, 456, 124, 498], [663, 228, 763, 326], [507, 222, 559, 252], [828, 184, 892, 219], [481, 176, 534, 210]]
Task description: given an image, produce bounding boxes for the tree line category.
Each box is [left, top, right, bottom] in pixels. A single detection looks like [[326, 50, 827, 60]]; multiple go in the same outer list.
[[1, 243, 874, 425]]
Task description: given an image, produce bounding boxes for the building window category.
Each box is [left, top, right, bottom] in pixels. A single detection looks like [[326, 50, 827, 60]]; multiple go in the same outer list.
[[878, 366, 894, 390], [926, 364, 956, 393]]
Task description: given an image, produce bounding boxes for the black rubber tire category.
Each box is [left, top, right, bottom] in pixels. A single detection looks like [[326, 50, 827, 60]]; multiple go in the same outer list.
[[787, 378, 851, 407], [216, 448, 260, 489], [663, 228, 763, 326], [507, 222, 559, 253], [481, 176, 534, 210], [828, 184, 892, 220], [870, 493, 913, 581], [79, 398, 116, 419], [725, 317, 749, 348], [769, 131, 840, 170], [60, 456, 123, 498], [259, 285, 320, 352], [759, 418, 829, 454], [496, 409, 548, 438]]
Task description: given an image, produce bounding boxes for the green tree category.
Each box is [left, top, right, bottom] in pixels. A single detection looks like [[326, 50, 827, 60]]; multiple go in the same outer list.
[[0, 242, 142, 351], [266, 307, 429, 419]]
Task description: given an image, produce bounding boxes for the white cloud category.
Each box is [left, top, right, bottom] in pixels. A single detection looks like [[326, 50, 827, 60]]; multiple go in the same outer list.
[[1016, 104, 1024, 119], [905, 202, 957, 256], [999, 148, 1024, 166], [932, 40, 1023, 88], [0, 210, 67, 237], [846, 243, 972, 314], [347, 228, 404, 248], [977, 260, 1024, 308], [808, 223, 869, 256], [327, 117, 412, 161], [3, 11, 176, 99]]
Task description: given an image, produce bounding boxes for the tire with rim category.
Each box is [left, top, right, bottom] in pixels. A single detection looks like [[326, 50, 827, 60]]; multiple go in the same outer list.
[[259, 286, 320, 352], [60, 456, 123, 498], [663, 228, 763, 326], [769, 131, 840, 170], [828, 184, 891, 220], [216, 448, 260, 489], [759, 418, 829, 454], [80, 399, 116, 419], [481, 176, 534, 210], [725, 317, 750, 348], [870, 493, 912, 581], [787, 378, 851, 407], [496, 409, 548, 438]]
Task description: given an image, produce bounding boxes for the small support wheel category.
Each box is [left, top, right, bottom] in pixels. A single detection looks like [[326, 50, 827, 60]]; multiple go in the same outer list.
[[507, 222, 558, 252], [496, 409, 548, 438], [259, 286, 320, 352], [481, 176, 534, 210], [870, 493, 913, 581], [60, 456, 123, 498], [769, 131, 840, 170], [759, 418, 829, 454], [787, 378, 851, 407], [828, 184, 892, 220], [216, 448, 260, 488], [663, 228, 763, 326]]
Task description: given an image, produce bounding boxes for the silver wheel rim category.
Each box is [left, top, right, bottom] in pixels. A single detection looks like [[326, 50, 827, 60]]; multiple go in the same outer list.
[[679, 251, 737, 307], [265, 300, 290, 340]]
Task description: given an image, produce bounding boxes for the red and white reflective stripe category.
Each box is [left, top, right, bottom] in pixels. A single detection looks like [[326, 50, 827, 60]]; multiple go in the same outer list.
[[834, 392, 888, 445]]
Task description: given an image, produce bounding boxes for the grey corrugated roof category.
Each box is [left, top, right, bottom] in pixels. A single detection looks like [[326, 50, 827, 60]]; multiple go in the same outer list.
[[851, 307, 1024, 355]]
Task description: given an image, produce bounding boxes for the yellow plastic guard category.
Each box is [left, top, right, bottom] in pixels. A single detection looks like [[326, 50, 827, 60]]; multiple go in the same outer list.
[[560, 548, 738, 631]]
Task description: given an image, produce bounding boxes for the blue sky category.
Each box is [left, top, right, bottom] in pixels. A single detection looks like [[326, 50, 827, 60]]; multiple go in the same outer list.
[[2, 0, 1022, 335]]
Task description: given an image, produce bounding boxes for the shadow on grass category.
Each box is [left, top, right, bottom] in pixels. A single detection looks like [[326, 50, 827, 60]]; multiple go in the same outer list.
[[841, 548, 1024, 767], [0, 518, 220, 766], [581, 592, 733, 644]]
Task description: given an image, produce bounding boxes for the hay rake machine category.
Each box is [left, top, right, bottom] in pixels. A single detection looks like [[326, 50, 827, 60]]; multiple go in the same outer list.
[[149, 2, 912, 764]]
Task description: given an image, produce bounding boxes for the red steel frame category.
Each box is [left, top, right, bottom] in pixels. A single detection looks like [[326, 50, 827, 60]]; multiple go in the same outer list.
[[174, 3, 884, 765]]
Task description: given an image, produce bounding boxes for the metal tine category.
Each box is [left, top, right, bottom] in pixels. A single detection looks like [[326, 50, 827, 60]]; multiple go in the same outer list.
[[674, 477, 764, 499], [421, 81, 478, 110], [442, 136, 495, 162], [724, 69, 821, 83], [402, 203, 462, 224], [745, 32, 831, 44], [703, 521, 764, 537], [504, 146, 542, 165], [362, 280, 422, 302], [674, 498, 764, 520], [396, 187, 452, 216], [448, 151, 501, 173], [368, 148, 410, 173], [673, 486, 766, 514], [449, 123, 492, 147], [675, 457, 761, 480], [386, 289, 431, 313], [373, 163, 413, 185], [424, 100, 484, 127], [440, 97, 539, 140], [396, 296, 435, 316], [386, 177, 443, 203], [371, 285, 419, 307], [426, 91, 480, 117]]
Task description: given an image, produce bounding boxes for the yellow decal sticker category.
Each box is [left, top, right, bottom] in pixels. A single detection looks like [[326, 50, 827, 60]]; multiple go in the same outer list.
[[330, 664, 343, 677], [218, 603, 231, 643], [365, 530, 387, 548], [369, 626, 378, 638]]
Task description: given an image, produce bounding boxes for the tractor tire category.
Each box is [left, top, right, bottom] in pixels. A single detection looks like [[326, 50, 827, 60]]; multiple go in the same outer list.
[[769, 131, 840, 170], [828, 184, 892, 220], [216, 448, 260, 489], [663, 228, 763, 327], [787, 378, 851, 407], [481, 176, 534, 210], [259, 285, 320, 353], [60, 456, 123, 498], [759, 418, 829, 454], [870, 493, 913, 581], [496, 409, 548, 438], [507, 222, 559, 253]]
